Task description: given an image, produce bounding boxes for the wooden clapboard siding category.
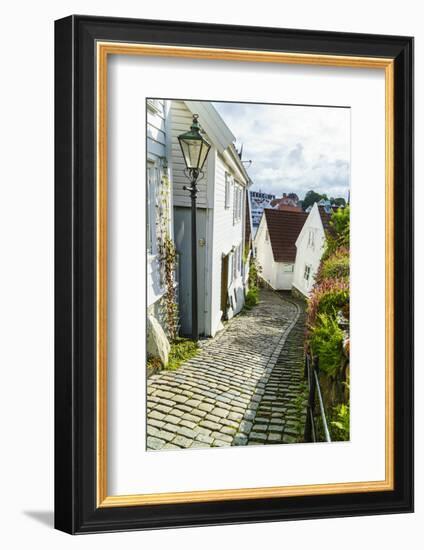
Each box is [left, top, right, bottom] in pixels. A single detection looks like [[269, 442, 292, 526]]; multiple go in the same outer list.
[[146, 99, 170, 308], [147, 99, 166, 161], [170, 100, 209, 208], [209, 152, 246, 333]]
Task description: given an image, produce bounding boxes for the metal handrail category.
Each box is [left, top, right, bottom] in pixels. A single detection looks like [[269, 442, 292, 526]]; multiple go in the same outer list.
[[304, 354, 331, 443]]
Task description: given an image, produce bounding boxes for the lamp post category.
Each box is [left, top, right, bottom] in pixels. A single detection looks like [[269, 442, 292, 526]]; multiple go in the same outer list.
[[177, 114, 211, 340]]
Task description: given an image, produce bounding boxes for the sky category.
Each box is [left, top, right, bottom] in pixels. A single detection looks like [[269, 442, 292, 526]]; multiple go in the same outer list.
[[213, 101, 350, 201]]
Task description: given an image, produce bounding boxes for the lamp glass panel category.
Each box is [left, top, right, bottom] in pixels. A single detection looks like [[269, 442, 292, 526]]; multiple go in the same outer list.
[[198, 140, 211, 171]]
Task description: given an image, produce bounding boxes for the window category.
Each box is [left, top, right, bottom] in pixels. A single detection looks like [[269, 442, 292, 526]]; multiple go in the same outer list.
[[146, 99, 162, 114], [307, 229, 315, 249], [283, 264, 294, 273], [225, 172, 231, 209], [265, 230, 269, 242], [232, 243, 242, 281], [233, 183, 243, 224], [304, 264, 311, 281]]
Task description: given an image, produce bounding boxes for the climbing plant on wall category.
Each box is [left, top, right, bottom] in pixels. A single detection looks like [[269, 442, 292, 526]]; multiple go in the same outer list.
[[156, 165, 179, 341]]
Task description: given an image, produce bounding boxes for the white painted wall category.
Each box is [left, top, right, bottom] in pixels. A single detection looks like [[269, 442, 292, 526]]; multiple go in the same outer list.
[[254, 214, 295, 290], [275, 263, 295, 290], [209, 152, 246, 335], [146, 99, 173, 308], [254, 214, 274, 286], [293, 203, 326, 297]]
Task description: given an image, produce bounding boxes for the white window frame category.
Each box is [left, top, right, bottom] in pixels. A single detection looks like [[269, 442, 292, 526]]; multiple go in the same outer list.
[[304, 264, 311, 281], [225, 172, 232, 209], [233, 183, 242, 224], [308, 229, 315, 249]]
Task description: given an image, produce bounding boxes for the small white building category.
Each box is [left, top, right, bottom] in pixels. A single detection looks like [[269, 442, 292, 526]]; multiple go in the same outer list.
[[171, 100, 250, 337], [254, 209, 307, 290], [292, 202, 331, 297]]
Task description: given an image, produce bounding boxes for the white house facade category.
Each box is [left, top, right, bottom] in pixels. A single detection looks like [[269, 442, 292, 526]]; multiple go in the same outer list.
[[254, 209, 307, 290], [171, 100, 250, 337], [292, 203, 331, 297], [146, 98, 173, 322]]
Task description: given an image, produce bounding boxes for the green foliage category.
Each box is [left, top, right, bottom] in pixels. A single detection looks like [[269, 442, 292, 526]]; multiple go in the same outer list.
[[324, 205, 350, 259], [309, 313, 344, 376], [320, 247, 349, 281], [243, 243, 250, 264], [317, 287, 349, 317], [243, 257, 262, 312], [330, 402, 350, 441], [166, 338, 199, 371], [333, 197, 347, 207], [301, 190, 328, 211], [248, 257, 261, 290], [244, 287, 259, 310], [307, 277, 349, 328]]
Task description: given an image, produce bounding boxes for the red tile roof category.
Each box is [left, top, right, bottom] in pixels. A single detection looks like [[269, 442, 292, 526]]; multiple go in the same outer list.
[[276, 203, 303, 212], [263, 209, 308, 263]]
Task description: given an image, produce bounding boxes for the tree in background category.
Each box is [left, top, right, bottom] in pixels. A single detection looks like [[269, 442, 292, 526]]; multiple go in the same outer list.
[[301, 190, 347, 211], [331, 197, 346, 207], [301, 190, 327, 210]]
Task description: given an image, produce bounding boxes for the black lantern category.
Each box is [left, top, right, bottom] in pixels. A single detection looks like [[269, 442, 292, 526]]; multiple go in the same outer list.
[[178, 114, 211, 175], [177, 114, 211, 341]]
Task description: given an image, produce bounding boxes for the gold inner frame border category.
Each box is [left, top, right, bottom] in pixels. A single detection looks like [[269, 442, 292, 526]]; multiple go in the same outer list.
[[96, 42, 395, 508]]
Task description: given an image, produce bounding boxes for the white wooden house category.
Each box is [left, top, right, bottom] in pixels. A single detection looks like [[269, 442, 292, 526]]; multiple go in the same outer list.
[[254, 209, 308, 290], [292, 202, 331, 297], [171, 100, 249, 337], [146, 99, 173, 321]]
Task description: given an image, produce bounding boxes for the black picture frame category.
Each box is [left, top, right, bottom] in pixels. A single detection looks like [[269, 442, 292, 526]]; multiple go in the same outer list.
[[55, 15, 414, 534]]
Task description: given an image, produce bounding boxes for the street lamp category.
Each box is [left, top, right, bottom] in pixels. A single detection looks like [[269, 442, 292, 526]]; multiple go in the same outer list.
[[178, 114, 211, 340]]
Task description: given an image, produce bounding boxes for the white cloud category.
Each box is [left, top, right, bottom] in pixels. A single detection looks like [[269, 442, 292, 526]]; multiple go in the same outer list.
[[213, 101, 350, 201]]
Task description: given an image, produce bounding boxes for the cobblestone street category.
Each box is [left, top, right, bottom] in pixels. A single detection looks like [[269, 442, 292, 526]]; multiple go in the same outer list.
[[147, 288, 307, 450]]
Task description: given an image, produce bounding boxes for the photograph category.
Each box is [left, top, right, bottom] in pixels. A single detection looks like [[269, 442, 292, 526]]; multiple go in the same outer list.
[[146, 99, 351, 450]]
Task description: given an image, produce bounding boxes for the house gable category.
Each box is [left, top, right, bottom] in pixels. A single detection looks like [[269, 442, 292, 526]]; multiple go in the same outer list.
[[295, 202, 325, 248]]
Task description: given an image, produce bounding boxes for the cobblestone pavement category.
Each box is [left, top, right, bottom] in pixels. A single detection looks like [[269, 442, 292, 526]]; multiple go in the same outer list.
[[147, 289, 307, 450]]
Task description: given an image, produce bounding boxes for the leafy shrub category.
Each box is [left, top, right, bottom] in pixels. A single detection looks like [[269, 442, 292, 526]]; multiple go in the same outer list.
[[245, 287, 259, 310], [307, 277, 349, 328], [248, 257, 261, 290], [320, 247, 349, 281], [309, 313, 344, 376], [323, 205, 350, 260], [330, 402, 350, 441]]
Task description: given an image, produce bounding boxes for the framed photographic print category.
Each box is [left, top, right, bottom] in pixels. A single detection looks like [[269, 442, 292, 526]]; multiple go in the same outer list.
[[54, 15, 414, 534]]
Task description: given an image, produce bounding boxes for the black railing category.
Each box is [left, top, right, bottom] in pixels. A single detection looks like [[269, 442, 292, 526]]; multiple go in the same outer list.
[[304, 354, 331, 443]]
